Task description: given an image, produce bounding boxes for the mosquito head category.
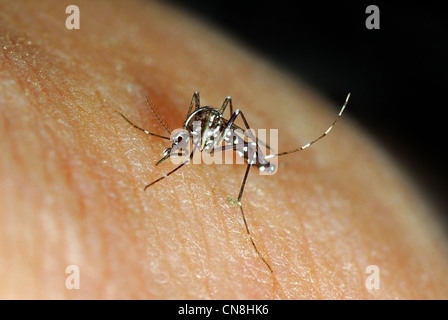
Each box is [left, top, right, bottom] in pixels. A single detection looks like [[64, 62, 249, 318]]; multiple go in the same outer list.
[[156, 130, 190, 165]]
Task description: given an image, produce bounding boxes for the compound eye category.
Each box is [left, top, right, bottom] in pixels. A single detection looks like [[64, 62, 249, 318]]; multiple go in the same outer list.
[[172, 130, 190, 144]]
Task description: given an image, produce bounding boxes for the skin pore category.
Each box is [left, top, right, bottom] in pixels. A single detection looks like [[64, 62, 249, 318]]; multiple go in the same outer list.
[[0, 0, 447, 299]]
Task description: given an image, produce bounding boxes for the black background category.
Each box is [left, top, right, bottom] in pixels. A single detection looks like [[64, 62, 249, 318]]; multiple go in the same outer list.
[[166, 0, 448, 222]]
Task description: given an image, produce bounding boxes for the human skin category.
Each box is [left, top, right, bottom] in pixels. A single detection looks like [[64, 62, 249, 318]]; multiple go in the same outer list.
[[0, 0, 447, 299]]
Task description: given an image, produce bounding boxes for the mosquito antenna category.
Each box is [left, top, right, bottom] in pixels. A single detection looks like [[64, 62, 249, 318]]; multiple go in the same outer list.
[[145, 93, 171, 135], [269, 93, 350, 158], [118, 112, 170, 140]]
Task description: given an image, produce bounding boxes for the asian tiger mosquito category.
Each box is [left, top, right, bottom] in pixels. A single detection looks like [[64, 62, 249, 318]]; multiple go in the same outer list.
[[120, 91, 350, 274]]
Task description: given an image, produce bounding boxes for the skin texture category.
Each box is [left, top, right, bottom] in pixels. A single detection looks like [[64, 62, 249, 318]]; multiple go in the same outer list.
[[0, 0, 447, 299]]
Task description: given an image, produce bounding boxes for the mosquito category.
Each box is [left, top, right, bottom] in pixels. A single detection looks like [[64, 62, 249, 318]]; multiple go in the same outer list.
[[119, 91, 350, 274]]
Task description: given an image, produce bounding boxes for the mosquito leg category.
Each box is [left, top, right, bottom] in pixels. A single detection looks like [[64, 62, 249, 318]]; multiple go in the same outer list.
[[183, 91, 201, 127], [219, 96, 267, 153], [144, 144, 197, 190], [233, 110, 257, 142], [143, 159, 189, 190], [238, 163, 273, 273], [208, 144, 236, 156], [118, 112, 170, 140], [219, 96, 270, 151], [219, 96, 234, 115], [231, 123, 272, 151], [224, 109, 270, 163], [272, 92, 350, 157], [221, 109, 273, 272], [207, 143, 274, 272]]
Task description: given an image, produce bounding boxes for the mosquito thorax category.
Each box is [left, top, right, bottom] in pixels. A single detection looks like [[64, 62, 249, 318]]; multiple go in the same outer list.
[[185, 106, 226, 152]]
